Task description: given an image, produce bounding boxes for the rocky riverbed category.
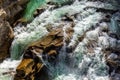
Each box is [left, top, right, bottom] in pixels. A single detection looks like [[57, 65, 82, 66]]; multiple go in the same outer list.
[[0, 0, 120, 80]]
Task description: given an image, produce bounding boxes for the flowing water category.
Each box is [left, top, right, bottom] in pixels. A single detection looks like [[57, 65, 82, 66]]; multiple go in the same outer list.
[[46, 26, 109, 80], [0, 0, 119, 80], [0, 59, 21, 80]]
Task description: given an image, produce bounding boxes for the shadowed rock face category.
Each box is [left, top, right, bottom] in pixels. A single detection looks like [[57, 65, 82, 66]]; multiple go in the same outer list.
[[0, 0, 29, 24], [1, 0, 119, 79], [0, 21, 14, 61], [14, 24, 74, 80], [0, 0, 29, 61]]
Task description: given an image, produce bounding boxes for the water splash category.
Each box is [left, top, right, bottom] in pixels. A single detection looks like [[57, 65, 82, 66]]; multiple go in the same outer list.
[[0, 59, 21, 80], [44, 24, 109, 80], [1, 0, 119, 80]]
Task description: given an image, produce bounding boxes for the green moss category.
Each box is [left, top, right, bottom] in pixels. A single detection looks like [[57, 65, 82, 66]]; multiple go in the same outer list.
[[23, 0, 46, 21], [22, 0, 74, 22]]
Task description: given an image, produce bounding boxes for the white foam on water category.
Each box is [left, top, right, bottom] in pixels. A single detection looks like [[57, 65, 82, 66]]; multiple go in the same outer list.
[[1, 0, 119, 80], [0, 59, 21, 80]]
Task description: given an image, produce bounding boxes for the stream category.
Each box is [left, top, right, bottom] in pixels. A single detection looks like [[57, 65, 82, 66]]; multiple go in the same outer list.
[[0, 0, 120, 80]]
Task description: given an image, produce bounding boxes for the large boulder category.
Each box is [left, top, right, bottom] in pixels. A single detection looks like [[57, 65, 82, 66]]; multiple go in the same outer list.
[[14, 24, 74, 80], [0, 0, 29, 24], [0, 21, 14, 61], [0, 0, 29, 61]]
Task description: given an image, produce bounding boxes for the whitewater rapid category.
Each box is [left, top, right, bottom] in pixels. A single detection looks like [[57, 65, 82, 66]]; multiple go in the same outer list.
[[0, 0, 119, 80]]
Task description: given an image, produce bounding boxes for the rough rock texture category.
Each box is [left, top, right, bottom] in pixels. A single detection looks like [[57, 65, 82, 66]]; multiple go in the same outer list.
[[0, 0, 29, 61], [0, 0, 29, 24], [14, 25, 74, 80], [6, 0, 120, 79], [0, 21, 14, 61]]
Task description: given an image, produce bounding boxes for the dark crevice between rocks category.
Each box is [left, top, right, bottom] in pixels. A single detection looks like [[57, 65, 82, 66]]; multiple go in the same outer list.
[[14, 25, 74, 80]]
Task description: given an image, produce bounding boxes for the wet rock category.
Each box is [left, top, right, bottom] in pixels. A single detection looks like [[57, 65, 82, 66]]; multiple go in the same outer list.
[[14, 25, 74, 80], [0, 21, 14, 61], [0, 0, 29, 24], [18, 0, 29, 5], [14, 58, 44, 80], [0, 8, 7, 20], [48, 50, 57, 56]]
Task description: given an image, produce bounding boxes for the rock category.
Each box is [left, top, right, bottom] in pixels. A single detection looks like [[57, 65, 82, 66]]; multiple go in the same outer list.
[[0, 21, 14, 61], [40, 36, 53, 46], [0, 0, 29, 61], [18, 0, 29, 5], [48, 50, 57, 55], [49, 28, 63, 36], [52, 37, 63, 47], [0, 0, 29, 24], [14, 25, 74, 80], [14, 58, 44, 80], [0, 8, 7, 20]]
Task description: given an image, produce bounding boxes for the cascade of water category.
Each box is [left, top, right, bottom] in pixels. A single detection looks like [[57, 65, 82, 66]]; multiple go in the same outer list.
[[0, 59, 21, 80], [50, 27, 109, 80], [1, 0, 119, 80], [59, 24, 68, 61]]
